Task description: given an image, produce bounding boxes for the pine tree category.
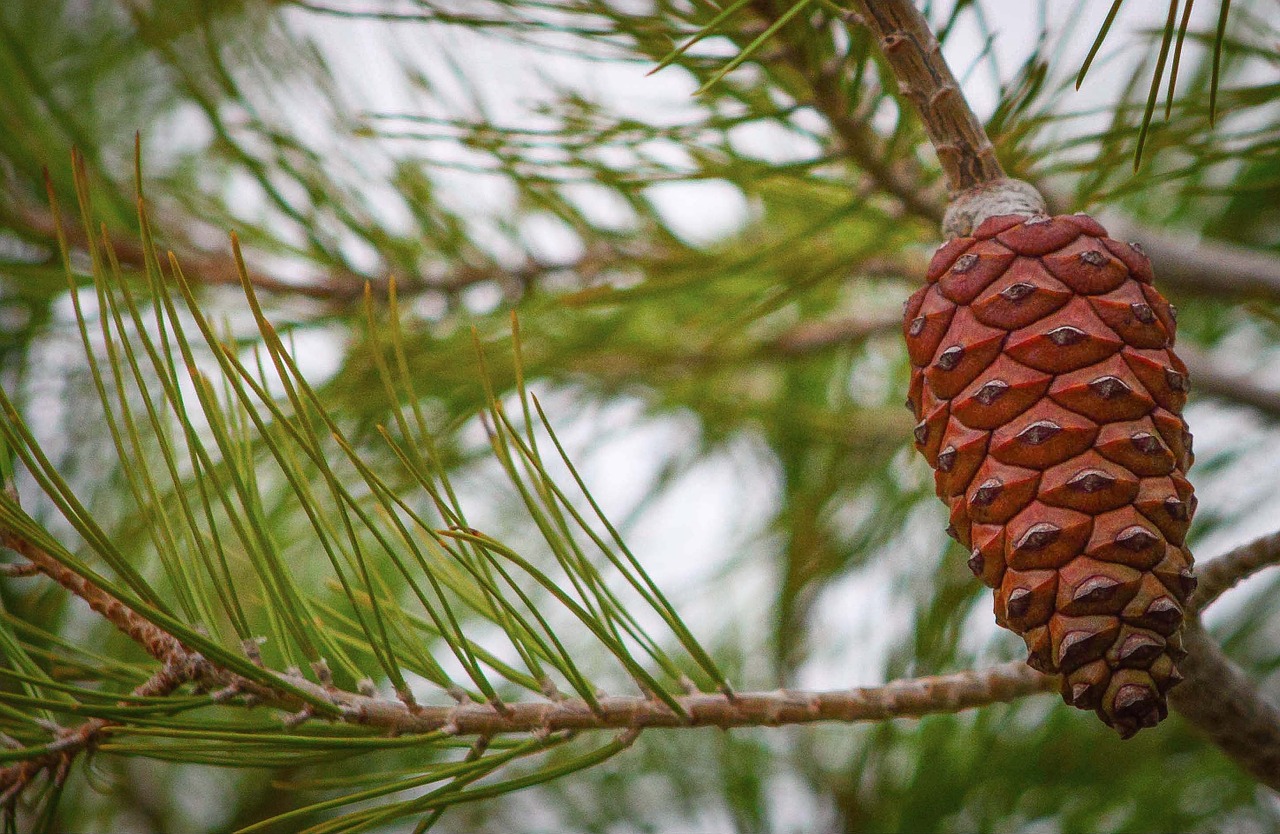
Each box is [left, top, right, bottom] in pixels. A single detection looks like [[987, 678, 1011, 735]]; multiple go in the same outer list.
[[1, 1, 1279, 832]]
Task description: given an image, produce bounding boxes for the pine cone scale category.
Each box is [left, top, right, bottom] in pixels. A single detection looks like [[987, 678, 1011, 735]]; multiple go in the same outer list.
[[905, 213, 1197, 737]]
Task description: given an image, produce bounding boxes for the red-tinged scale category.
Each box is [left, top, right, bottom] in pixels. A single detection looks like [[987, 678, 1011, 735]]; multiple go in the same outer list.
[[1084, 505, 1166, 571], [996, 214, 1081, 256], [906, 213, 1196, 737], [997, 568, 1058, 631], [1094, 419, 1177, 477], [965, 458, 1041, 525], [1004, 502, 1094, 571], [933, 419, 989, 498], [971, 260, 1074, 330], [1037, 451, 1140, 515], [1056, 557, 1142, 618], [1102, 238, 1155, 284], [938, 240, 1019, 304], [1088, 282, 1171, 350], [1050, 613, 1120, 673], [1005, 297, 1124, 374], [926, 308, 1007, 399], [1140, 283, 1178, 342], [951, 354, 1051, 430], [1150, 408, 1194, 471], [968, 522, 1007, 588], [903, 284, 957, 366], [1047, 354, 1157, 424], [1041, 238, 1130, 295], [1124, 348, 1190, 413], [988, 399, 1099, 469]]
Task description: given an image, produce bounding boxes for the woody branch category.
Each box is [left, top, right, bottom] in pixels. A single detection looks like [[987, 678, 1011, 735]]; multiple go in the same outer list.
[[5, 511, 1280, 798], [0, 525, 1053, 801]]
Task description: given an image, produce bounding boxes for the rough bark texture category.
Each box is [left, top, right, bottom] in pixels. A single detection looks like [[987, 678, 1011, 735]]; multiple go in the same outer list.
[[905, 212, 1197, 736]]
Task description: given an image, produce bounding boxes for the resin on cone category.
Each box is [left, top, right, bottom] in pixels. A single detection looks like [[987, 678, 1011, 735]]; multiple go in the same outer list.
[[904, 213, 1196, 737]]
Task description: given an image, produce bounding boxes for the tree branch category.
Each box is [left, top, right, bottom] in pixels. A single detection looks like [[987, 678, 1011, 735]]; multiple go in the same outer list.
[[0, 658, 201, 804], [3, 533, 1055, 730], [15, 203, 600, 305], [1170, 624, 1280, 790], [330, 660, 1054, 734], [1178, 344, 1280, 421], [846, 1, 1003, 193], [9, 509, 1280, 798], [1104, 215, 1280, 303], [1190, 528, 1280, 615], [0, 524, 1054, 805]]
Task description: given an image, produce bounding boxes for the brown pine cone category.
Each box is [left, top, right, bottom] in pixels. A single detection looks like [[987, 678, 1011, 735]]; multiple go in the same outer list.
[[904, 212, 1197, 738]]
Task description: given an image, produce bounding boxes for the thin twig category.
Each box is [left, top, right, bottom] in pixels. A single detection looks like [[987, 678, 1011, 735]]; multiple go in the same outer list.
[[9, 501, 1280, 799], [16, 204, 603, 304], [0, 526, 1054, 797], [1104, 215, 1280, 303], [331, 661, 1054, 734], [1190, 528, 1280, 614], [1178, 345, 1280, 421], [0, 657, 200, 800]]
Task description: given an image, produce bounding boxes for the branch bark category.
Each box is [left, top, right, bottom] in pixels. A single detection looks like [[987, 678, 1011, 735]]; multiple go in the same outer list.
[[9, 506, 1280, 798], [847, 1, 1003, 193], [0, 658, 200, 804], [1104, 215, 1280, 303], [1178, 344, 1280, 421], [16, 203, 599, 305], [1170, 624, 1280, 789], [1190, 528, 1280, 615]]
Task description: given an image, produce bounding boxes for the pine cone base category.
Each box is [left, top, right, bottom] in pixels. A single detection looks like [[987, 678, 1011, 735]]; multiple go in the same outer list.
[[904, 213, 1196, 738]]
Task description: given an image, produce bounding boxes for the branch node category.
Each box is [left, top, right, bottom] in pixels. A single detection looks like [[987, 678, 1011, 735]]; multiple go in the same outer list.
[[488, 695, 512, 718], [539, 676, 565, 701], [397, 687, 423, 714]]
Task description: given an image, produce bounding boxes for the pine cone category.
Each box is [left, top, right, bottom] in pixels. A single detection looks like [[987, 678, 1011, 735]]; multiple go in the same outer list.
[[904, 213, 1197, 738]]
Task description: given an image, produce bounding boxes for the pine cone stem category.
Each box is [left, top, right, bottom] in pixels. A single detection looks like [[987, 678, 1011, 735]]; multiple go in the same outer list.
[[849, 0, 1005, 193]]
